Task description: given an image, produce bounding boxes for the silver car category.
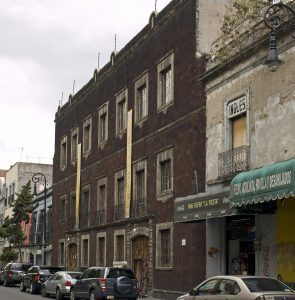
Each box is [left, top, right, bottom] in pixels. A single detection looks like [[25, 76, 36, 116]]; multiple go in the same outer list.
[[177, 275, 295, 300], [41, 271, 82, 299]]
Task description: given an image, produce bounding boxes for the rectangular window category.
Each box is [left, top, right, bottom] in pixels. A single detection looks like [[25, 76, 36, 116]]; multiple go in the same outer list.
[[98, 103, 108, 146], [116, 234, 125, 261], [116, 89, 128, 135], [82, 238, 89, 267], [161, 67, 172, 106], [160, 160, 171, 192], [135, 73, 148, 124], [71, 127, 79, 162], [69, 192, 75, 230], [96, 178, 107, 225], [81, 186, 90, 229], [60, 136, 67, 169], [59, 195, 66, 223], [59, 241, 65, 266], [156, 223, 173, 269], [83, 117, 92, 154], [232, 115, 247, 149], [157, 52, 174, 110], [157, 148, 173, 200], [114, 170, 125, 221], [118, 99, 126, 133], [97, 235, 106, 266]]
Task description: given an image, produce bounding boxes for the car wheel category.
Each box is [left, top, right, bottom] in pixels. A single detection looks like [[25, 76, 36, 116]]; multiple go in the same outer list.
[[56, 287, 63, 300], [30, 281, 35, 294], [20, 281, 26, 292], [89, 290, 96, 300], [70, 289, 78, 300], [41, 285, 48, 297], [3, 278, 8, 287]]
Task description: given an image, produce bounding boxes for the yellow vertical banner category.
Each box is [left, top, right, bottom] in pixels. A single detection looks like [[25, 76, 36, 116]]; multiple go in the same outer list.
[[125, 109, 133, 218], [75, 143, 82, 227]]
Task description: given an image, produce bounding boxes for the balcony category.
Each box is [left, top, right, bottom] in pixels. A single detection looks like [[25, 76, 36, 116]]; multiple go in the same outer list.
[[131, 199, 147, 218], [92, 209, 106, 226], [218, 145, 250, 180], [113, 203, 124, 221]]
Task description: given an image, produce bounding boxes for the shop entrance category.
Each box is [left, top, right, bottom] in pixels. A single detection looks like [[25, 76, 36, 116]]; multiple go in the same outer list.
[[226, 215, 255, 275]]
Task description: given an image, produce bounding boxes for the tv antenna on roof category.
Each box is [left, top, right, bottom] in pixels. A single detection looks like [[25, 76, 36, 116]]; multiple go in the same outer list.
[[98, 52, 100, 70], [73, 79, 75, 95], [155, 0, 157, 11], [114, 34, 117, 52]]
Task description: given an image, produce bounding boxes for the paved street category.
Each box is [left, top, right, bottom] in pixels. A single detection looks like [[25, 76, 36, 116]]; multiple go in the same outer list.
[[0, 284, 44, 300], [0, 284, 163, 300]]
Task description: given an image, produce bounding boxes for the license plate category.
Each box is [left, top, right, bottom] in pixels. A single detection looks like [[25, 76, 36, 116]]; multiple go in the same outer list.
[[107, 296, 114, 299]]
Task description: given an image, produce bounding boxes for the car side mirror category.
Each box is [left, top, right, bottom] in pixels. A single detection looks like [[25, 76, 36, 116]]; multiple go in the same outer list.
[[189, 289, 198, 296]]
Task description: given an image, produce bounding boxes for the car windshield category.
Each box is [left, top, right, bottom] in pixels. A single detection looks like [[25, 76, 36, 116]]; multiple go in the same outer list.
[[242, 278, 293, 292], [66, 272, 81, 279]]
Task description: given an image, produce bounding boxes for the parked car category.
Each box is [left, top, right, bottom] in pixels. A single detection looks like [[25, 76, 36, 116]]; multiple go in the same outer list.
[[70, 267, 138, 300], [177, 275, 295, 300], [0, 262, 32, 286], [20, 265, 61, 294], [41, 271, 82, 299]]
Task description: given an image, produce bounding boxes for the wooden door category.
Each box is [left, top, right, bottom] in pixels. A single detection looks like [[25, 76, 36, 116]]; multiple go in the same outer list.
[[68, 243, 78, 271], [132, 236, 149, 294]]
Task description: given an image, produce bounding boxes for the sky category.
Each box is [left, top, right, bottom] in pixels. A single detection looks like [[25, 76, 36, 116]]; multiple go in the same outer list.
[[0, 0, 171, 170]]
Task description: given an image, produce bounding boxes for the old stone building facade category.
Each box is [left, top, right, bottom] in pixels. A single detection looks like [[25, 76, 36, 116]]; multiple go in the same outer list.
[[175, 1, 295, 289], [52, 0, 226, 298]]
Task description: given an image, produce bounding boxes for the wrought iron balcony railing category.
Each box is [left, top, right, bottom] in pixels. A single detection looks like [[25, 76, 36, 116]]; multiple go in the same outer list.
[[131, 200, 147, 218], [92, 209, 106, 225], [218, 145, 250, 179], [113, 203, 124, 221]]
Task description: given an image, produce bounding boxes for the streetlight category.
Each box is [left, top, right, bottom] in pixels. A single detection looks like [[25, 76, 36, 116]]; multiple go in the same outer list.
[[32, 172, 47, 266], [263, 1, 295, 71]]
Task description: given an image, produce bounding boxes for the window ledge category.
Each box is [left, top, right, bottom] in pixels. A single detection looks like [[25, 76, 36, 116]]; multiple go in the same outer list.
[[155, 266, 173, 271], [157, 101, 174, 114], [156, 191, 173, 202]]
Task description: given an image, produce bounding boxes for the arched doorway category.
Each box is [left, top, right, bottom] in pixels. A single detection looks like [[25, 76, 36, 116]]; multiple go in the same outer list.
[[68, 243, 78, 271], [132, 236, 149, 295]]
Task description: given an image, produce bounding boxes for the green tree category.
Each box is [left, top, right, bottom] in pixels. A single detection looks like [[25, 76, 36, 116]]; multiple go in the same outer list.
[[0, 248, 18, 265], [0, 181, 38, 262]]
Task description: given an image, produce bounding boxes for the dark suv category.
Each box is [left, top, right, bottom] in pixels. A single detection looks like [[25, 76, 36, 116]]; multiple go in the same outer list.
[[70, 267, 138, 300], [20, 265, 61, 294], [0, 262, 32, 286]]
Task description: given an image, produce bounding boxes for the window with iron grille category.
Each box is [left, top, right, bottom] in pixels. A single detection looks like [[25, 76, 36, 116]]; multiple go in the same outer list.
[[59, 195, 66, 223], [96, 178, 107, 225], [97, 234, 106, 266], [82, 237, 89, 267], [81, 186, 90, 228], [157, 148, 173, 200], [59, 240, 65, 266], [115, 234, 125, 262], [36, 210, 44, 245], [69, 192, 76, 230], [156, 223, 173, 269]]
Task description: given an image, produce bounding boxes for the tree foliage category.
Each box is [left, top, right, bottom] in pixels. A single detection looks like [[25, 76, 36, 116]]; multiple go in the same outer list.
[[0, 181, 38, 262], [0, 248, 18, 264]]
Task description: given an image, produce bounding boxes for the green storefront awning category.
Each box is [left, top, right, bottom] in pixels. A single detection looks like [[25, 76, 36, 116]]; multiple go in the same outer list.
[[230, 159, 295, 207]]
